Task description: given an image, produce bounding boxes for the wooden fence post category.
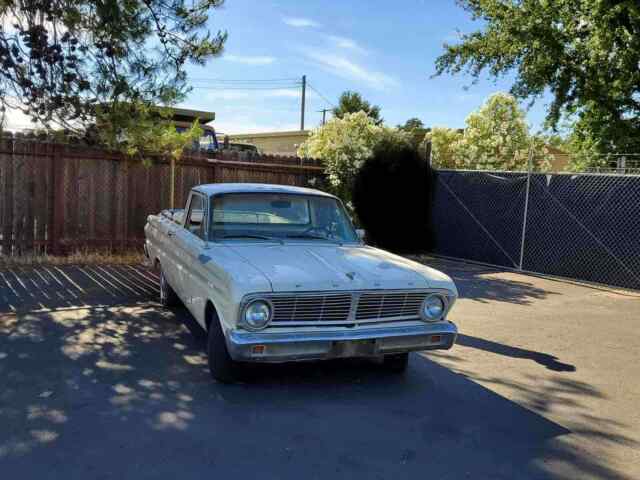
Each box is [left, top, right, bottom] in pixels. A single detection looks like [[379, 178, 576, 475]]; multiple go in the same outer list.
[[50, 143, 65, 255], [170, 158, 176, 209], [1, 136, 14, 256]]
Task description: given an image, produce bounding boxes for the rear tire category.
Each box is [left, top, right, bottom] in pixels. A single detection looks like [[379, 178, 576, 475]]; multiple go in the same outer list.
[[159, 264, 179, 307], [383, 352, 409, 373], [206, 310, 242, 383]]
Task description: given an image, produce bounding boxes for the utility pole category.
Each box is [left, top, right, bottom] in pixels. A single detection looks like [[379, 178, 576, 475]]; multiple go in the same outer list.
[[318, 108, 330, 125], [300, 75, 306, 131]]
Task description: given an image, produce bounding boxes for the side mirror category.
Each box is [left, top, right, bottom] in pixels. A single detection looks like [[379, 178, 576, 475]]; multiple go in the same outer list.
[[356, 229, 366, 241]]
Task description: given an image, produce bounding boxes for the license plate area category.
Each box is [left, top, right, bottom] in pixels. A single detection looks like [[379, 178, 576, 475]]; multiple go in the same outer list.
[[331, 339, 377, 357]]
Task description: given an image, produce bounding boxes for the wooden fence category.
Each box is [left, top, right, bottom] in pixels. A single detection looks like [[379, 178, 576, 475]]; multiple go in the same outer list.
[[0, 137, 324, 256]]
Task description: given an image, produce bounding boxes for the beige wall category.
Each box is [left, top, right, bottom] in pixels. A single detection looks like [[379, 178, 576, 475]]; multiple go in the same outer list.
[[227, 130, 310, 156]]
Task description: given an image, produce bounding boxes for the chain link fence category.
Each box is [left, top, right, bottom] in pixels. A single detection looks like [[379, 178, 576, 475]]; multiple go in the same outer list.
[[432, 168, 640, 290]]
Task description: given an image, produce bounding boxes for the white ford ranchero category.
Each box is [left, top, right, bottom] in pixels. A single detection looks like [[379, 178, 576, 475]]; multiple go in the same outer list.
[[144, 183, 458, 382]]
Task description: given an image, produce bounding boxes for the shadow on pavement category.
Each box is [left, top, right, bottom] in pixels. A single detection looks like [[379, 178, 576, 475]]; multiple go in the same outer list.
[[0, 303, 633, 479], [0, 265, 158, 313], [456, 334, 577, 372], [410, 256, 556, 305]]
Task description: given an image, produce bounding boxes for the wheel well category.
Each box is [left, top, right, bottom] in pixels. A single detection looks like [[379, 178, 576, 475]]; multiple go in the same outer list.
[[205, 301, 218, 331]]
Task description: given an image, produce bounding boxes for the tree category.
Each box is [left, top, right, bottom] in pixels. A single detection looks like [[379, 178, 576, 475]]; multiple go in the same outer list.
[[0, 1, 226, 131], [428, 93, 552, 171], [398, 118, 424, 131], [298, 111, 409, 205], [93, 102, 203, 163], [398, 117, 429, 149], [424, 127, 462, 168], [332, 91, 382, 124], [434, 0, 640, 154]]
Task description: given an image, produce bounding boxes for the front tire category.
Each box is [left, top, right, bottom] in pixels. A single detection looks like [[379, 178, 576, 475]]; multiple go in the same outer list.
[[383, 352, 409, 373], [159, 264, 179, 307], [206, 310, 242, 383]]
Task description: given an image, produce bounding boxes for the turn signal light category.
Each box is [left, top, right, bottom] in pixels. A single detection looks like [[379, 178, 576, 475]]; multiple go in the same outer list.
[[252, 345, 266, 355]]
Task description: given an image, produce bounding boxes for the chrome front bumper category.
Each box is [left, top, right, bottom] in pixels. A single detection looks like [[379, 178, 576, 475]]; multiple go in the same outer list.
[[227, 321, 457, 362]]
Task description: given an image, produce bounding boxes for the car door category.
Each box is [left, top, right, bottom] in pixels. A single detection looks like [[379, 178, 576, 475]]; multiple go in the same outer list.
[[176, 192, 210, 319], [159, 209, 186, 295]]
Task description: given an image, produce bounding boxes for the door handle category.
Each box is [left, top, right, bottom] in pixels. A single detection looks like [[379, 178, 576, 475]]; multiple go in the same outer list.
[[167, 229, 176, 237]]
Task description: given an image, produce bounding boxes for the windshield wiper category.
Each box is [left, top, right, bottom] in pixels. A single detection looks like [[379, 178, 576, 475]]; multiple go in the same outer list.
[[220, 234, 282, 244], [285, 233, 332, 241]]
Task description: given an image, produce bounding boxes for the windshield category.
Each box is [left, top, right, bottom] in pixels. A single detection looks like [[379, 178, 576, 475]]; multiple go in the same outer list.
[[209, 193, 359, 243]]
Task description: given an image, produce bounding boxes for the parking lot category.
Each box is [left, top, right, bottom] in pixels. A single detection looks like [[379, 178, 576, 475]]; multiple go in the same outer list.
[[0, 258, 638, 479]]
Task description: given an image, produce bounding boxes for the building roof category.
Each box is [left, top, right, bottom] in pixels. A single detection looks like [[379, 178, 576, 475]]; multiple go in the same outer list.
[[170, 107, 215, 123], [193, 183, 335, 199], [226, 130, 310, 139]]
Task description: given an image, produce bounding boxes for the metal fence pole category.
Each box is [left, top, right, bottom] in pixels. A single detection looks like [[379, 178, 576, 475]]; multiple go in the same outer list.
[[518, 143, 534, 270]]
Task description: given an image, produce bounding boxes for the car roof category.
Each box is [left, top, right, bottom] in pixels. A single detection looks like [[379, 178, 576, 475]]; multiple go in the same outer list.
[[193, 183, 336, 199]]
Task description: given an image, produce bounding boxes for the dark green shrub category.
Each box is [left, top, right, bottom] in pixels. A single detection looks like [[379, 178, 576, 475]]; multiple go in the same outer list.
[[352, 139, 433, 252]]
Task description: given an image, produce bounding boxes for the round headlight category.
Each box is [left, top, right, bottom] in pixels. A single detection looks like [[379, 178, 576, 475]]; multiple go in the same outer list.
[[243, 300, 272, 330], [422, 295, 446, 321]]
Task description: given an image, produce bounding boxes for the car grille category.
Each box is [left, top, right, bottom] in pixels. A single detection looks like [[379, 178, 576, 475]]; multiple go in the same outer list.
[[267, 290, 432, 325], [271, 293, 352, 323], [355, 292, 427, 321]]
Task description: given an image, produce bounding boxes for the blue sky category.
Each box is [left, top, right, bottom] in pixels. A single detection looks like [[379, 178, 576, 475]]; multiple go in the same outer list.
[[181, 0, 552, 134]]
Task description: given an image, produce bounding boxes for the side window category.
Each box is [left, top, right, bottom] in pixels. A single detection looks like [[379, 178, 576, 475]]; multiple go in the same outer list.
[[185, 194, 206, 240]]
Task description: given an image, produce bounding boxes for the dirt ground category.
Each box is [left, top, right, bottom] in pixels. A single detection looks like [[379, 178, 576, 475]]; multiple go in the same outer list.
[[0, 258, 638, 479]]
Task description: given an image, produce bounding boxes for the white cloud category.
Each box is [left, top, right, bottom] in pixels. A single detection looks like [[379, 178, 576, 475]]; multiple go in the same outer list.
[[214, 114, 299, 135], [223, 54, 276, 66], [203, 90, 251, 101], [267, 88, 304, 99], [1, 12, 18, 33], [282, 17, 320, 28], [203, 88, 316, 102], [303, 49, 398, 90], [1, 102, 42, 131], [326, 35, 368, 55]]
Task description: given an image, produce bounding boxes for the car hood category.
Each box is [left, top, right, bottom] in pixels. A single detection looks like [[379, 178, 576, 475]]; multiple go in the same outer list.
[[226, 243, 455, 293]]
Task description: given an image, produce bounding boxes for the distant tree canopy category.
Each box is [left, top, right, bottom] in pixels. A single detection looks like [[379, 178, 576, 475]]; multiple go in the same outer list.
[[397, 117, 429, 149], [426, 92, 553, 171], [435, 0, 640, 155], [0, 1, 226, 132], [298, 111, 410, 206], [332, 91, 382, 125], [398, 118, 424, 131]]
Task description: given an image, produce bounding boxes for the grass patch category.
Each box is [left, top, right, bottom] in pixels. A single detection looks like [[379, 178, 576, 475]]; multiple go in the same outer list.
[[0, 250, 146, 267]]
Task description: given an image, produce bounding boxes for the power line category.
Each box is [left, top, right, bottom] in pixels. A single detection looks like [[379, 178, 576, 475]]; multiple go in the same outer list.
[[306, 82, 336, 108], [189, 77, 301, 84], [191, 85, 300, 91]]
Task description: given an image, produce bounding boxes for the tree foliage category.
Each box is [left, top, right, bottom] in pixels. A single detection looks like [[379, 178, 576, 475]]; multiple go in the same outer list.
[[332, 91, 382, 124], [397, 117, 429, 149], [0, 1, 226, 131], [92, 102, 203, 163], [423, 126, 462, 169], [435, 0, 640, 154], [398, 118, 424, 131], [298, 111, 409, 205], [426, 93, 553, 171]]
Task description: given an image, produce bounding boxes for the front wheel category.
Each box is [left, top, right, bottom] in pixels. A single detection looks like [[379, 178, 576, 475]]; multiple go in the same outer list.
[[159, 264, 179, 307], [207, 311, 242, 383], [382, 352, 409, 373]]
